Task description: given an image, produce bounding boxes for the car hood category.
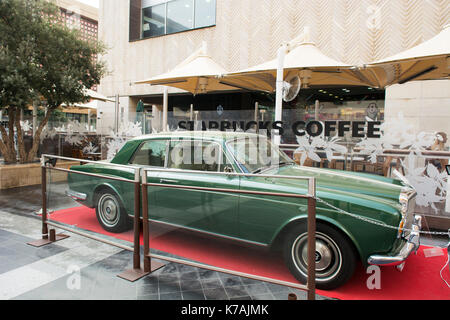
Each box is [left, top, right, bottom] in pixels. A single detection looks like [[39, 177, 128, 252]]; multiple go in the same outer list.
[[257, 164, 404, 215]]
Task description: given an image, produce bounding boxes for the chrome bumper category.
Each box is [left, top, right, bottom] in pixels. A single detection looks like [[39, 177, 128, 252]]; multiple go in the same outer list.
[[367, 215, 422, 267], [65, 190, 87, 201]]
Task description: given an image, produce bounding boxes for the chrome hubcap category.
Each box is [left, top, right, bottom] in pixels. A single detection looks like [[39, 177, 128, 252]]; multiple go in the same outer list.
[[292, 232, 342, 282], [98, 194, 119, 227]]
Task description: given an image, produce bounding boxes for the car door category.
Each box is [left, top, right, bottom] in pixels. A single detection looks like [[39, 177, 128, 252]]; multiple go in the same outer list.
[[152, 138, 240, 238], [129, 138, 168, 219]]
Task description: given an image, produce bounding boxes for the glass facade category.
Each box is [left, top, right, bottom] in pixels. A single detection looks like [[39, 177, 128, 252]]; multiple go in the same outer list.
[[139, 0, 216, 39], [142, 3, 166, 38]]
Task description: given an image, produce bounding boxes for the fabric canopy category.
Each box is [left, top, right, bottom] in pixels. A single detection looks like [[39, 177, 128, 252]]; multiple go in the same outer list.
[[62, 100, 98, 109], [220, 32, 375, 92], [84, 89, 115, 102], [134, 42, 237, 94], [363, 24, 450, 88]]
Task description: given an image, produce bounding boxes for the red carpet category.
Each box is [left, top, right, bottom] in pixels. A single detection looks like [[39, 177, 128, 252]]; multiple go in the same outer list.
[[49, 206, 450, 300]]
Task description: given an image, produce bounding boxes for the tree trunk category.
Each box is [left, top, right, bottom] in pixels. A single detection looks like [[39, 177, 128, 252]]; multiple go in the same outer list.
[[25, 109, 52, 163], [15, 107, 28, 163], [0, 108, 19, 163], [0, 124, 15, 163]]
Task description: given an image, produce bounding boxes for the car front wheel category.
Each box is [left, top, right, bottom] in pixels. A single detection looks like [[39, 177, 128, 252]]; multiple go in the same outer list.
[[95, 190, 132, 233], [283, 222, 357, 290]]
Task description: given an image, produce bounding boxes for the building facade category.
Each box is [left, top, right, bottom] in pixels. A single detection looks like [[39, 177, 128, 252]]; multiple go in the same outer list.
[[97, 0, 449, 139], [51, 0, 99, 127]]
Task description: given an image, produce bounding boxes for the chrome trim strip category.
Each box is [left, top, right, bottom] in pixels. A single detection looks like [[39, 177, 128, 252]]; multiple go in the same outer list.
[[139, 217, 269, 248], [65, 190, 87, 201]]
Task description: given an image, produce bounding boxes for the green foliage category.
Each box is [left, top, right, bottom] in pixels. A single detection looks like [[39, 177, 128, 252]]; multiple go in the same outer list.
[[0, 0, 107, 109], [36, 108, 67, 124], [0, 0, 107, 163]]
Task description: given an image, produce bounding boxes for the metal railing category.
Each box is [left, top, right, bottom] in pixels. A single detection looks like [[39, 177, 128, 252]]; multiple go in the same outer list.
[[28, 154, 146, 281], [141, 167, 317, 300], [28, 154, 318, 300]]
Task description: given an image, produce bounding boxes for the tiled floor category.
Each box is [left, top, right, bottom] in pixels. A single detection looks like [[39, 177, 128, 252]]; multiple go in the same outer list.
[[13, 247, 318, 301], [0, 229, 67, 274]]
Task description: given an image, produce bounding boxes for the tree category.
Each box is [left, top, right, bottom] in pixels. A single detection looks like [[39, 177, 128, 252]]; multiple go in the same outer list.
[[0, 0, 106, 163]]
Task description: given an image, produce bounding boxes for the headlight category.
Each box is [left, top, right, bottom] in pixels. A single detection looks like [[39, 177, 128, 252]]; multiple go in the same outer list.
[[397, 188, 416, 238], [398, 190, 410, 237]]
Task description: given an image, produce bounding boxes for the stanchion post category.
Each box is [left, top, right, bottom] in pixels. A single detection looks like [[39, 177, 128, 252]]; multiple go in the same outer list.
[[133, 169, 141, 270], [28, 156, 69, 247], [142, 171, 150, 273], [118, 168, 165, 281], [118, 168, 146, 281], [307, 178, 316, 301], [142, 170, 165, 273], [42, 159, 48, 240]]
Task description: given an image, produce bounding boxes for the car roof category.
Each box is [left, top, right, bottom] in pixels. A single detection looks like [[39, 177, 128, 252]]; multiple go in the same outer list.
[[130, 131, 263, 143]]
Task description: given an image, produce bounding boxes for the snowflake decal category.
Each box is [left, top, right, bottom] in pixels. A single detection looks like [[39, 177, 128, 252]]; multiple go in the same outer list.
[[20, 120, 32, 132], [295, 135, 348, 166], [106, 120, 143, 160]]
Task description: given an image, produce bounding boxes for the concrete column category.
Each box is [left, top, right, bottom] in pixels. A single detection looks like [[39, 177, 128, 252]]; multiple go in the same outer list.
[[315, 100, 320, 120], [114, 94, 120, 134], [274, 44, 286, 145], [163, 87, 168, 132], [32, 104, 37, 136], [152, 104, 163, 132], [87, 109, 92, 132]]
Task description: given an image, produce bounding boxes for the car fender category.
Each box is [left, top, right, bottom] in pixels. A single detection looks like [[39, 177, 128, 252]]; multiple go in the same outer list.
[[93, 182, 125, 207], [270, 213, 364, 261]]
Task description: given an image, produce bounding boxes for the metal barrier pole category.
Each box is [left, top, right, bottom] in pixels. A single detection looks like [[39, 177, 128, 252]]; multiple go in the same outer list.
[[118, 168, 147, 281], [133, 169, 141, 270], [28, 156, 69, 247], [141, 171, 165, 274], [118, 168, 165, 281], [41, 161, 48, 240], [307, 178, 316, 301], [142, 173, 150, 273]]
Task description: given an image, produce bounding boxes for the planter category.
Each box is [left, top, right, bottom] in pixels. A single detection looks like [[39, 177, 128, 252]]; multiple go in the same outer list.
[[0, 160, 80, 190], [421, 214, 450, 231]]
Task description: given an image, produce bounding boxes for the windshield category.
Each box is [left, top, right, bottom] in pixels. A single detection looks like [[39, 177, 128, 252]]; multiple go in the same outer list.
[[226, 136, 294, 173]]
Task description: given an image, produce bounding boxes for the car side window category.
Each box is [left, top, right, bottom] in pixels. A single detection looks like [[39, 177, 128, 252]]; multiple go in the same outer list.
[[168, 140, 223, 172], [130, 140, 167, 167]]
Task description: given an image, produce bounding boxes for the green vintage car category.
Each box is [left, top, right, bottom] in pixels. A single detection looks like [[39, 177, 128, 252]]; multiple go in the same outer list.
[[67, 131, 421, 289]]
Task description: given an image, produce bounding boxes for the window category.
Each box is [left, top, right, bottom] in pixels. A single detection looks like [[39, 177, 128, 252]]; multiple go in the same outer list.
[[135, 0, 216, 40], [167, 0, 193, 34], [227, 137, 293, 173], [131, 140, 167, 166], [194, 0, 215, 28], [168, 140, 222, 172], [142, 3, 166, 38]]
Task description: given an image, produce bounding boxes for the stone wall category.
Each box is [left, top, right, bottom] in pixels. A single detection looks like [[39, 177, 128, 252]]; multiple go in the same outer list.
[[0, 161, 80, 190]]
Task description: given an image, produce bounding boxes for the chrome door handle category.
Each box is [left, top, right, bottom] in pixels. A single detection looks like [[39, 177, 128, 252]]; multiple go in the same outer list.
[[160, 179, 179, 184]]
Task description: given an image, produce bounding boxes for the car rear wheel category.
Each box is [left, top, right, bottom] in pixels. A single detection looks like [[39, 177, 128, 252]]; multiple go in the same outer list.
[[95, 190, 132, 233], [283, 222, 357, 290]]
